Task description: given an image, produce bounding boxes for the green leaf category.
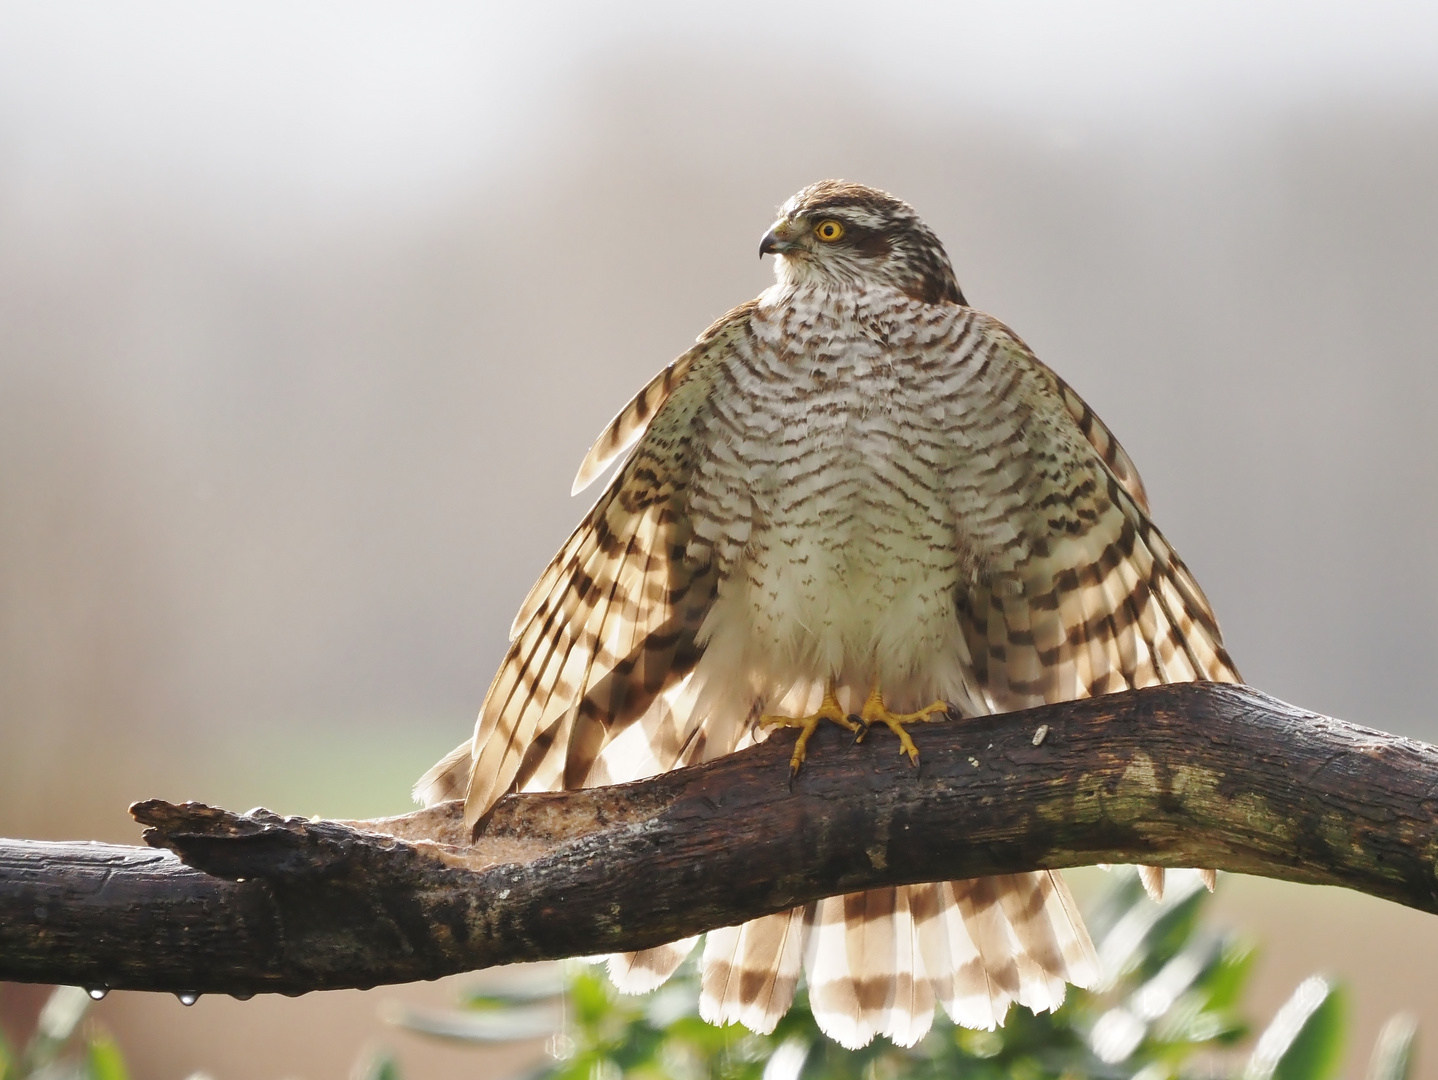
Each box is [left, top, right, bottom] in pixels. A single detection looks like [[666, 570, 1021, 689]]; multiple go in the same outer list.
[[1366, 1013, 1418, 1080], [955, 1029, 1004, 1059], [85, 1035, 129, 1080], [1141, 885, 1211, 975], [1092, 869, 1213, 989], [352, 1049, 402, 1080], [1196, 935, 1258, 1013], [1244, 976, 1346, 1080]]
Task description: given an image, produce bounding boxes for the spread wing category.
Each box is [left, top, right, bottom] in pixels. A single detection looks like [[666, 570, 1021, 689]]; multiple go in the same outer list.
[[416, 302, 756, 826], [1051, 370, 1150, 514], [956, 326, 1240, 713]]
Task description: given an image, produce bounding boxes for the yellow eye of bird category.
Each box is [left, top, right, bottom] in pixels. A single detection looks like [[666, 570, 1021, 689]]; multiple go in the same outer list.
[[814, 219, 845, 242]]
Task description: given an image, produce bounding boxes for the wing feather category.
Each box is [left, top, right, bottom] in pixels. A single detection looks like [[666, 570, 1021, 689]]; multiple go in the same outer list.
[[569, 301, 759, 496], [954, 340, 1239, 902], [570, 360, 689, 497], [506, 504, 666, 795], [959, 473, 1239, 718], [416, 305, 754, 826], [1051, 373, 1150, 513]]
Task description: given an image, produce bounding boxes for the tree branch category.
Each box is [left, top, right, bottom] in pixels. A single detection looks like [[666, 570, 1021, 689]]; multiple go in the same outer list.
[[3, 683, 1437, 997]]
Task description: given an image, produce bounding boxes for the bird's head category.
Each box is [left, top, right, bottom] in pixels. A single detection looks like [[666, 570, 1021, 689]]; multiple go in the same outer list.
[[760, 180, 966, 305]]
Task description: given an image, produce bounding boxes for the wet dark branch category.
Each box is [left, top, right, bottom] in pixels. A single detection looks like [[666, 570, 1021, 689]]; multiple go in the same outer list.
[[3, 682, 1437, 997]]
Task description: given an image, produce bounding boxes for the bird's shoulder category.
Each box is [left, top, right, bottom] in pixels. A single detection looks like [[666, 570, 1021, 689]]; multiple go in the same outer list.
[[961, 307, 1152, 514], [569, 299, 758, 496]]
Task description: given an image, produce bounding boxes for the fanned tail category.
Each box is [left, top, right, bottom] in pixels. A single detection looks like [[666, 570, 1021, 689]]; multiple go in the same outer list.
[[696, 877, 1097, 1050]]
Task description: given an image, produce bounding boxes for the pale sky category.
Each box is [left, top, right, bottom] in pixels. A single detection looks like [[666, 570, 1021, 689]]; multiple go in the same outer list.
[[0, 1, 1435, 215]]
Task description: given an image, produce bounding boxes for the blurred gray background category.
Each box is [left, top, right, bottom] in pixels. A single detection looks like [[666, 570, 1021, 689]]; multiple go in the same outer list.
[[1, 2, 1437, 1077]]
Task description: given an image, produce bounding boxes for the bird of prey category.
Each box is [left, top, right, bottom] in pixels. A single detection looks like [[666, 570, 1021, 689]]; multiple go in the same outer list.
[[417, 180, 1240, 1049]]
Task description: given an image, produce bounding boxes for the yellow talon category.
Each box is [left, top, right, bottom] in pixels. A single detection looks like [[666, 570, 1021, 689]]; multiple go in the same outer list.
[[855, 684, 951, 766], [760, 687, 859, 776]]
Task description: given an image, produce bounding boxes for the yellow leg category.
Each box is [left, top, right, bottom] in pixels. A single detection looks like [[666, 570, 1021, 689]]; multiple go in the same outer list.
[[760, 686, 860, 776], [856, 684, 951, 766]]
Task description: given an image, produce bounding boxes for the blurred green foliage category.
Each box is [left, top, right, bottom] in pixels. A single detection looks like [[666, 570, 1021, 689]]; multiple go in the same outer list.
[[382, 869, 1419, 1080], [0, 986, 128, 1080]]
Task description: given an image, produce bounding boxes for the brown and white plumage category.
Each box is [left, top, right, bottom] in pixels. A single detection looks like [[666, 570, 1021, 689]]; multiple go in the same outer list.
[[416, 180, 1240, 1048]]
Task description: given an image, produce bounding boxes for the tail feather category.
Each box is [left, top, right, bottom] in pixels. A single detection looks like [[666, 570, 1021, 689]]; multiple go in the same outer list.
[[607, 937, 700, 994], [883, 886, 937, 1048], [994, 872, 1091, 1014], [699, 907, 809, 1033], [764, 874, 1100, 1049], [1037, 870, 1102, 990], [805, 893, 888, 1050], [916, 881, 1005, 1031], [949, 878, 1024, 1025]]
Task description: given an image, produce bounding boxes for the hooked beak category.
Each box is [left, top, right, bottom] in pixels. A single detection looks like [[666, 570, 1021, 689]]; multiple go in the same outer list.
[[759, 221, 797, 258]]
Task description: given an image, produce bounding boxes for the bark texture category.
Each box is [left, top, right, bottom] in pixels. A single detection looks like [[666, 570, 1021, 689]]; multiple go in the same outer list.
[[2, 683, 1436, 997]]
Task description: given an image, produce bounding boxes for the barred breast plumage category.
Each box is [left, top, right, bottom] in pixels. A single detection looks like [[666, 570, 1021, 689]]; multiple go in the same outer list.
[[416, 179, 1240, 1050]]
